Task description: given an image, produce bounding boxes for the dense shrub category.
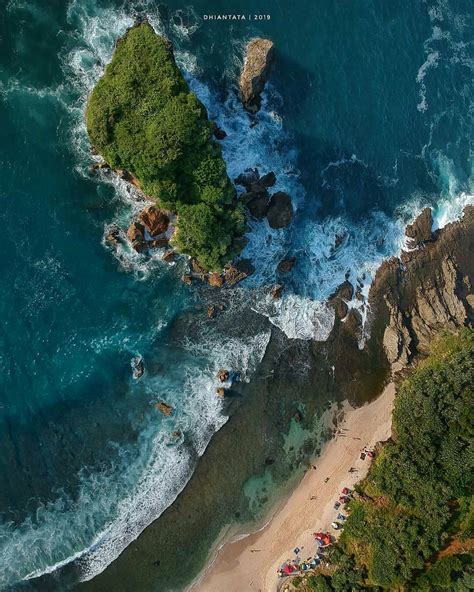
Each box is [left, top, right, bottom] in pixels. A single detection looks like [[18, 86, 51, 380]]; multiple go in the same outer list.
[[86, 22, 243, 269]]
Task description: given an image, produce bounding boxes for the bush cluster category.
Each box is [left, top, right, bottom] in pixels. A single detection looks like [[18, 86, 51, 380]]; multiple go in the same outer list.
[[86, 22, 244, 269]]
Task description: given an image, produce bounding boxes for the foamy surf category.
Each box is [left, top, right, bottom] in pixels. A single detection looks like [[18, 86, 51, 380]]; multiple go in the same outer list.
[[1, 0, 472, 588]]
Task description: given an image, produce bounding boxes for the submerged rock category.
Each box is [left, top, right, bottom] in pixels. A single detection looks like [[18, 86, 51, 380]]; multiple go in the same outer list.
[[213, 125, 227, 140], [131, 355, 145, 380], [105, 224, 121, 246], [277, 256, 296, 274], [266, 192, 293, 229], [138, 205, 170, 237], [182, 274, 193, 285], [239, 38, 275, 112], [217, 369, 230, 382], [234, 168, 260, 190], [148, 238, 169, 249], [405, 207, 433, 248], [271, 284, 284, 299], [155, 401, 173, 416]]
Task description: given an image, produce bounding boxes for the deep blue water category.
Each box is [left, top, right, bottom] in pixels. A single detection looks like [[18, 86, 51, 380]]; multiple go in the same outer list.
[[0, 0, 472, 588]]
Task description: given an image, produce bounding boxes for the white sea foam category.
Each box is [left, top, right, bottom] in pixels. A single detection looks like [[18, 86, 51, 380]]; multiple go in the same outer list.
[[0, 2, 273, 588], [2, 0, 472, 587], [253, 294, 335, 341]]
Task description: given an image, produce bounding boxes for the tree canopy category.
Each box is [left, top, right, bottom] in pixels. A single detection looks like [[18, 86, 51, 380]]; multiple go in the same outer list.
[[298, 329, 474, 591], [86, 22, 244, 269]]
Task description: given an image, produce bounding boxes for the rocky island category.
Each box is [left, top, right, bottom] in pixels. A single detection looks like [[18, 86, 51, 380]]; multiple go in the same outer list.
[[86, 21, 245, 270]]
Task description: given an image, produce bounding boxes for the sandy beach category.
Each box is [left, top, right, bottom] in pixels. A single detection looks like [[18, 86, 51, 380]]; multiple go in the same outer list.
[[191, 383, 396, 592]]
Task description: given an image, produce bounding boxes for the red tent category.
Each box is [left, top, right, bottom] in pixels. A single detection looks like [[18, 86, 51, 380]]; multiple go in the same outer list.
[[313, 531, 324, 540], [283, 564, 296, 575], [322, 534, 331, 546]]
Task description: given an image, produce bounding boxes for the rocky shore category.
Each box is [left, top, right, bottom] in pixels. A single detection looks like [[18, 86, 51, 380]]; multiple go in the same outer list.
[[369, 205, 474, 373], [73, 27, 474, 592]]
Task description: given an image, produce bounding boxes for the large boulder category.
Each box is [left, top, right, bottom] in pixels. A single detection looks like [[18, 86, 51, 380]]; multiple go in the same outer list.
[[405, 207, 433, 248], [277, 256, 296, 274], [223, 259, 255, 286], [239, 38, 275, 112], [155, 401, 173, 416], [235, 168, 260, 190], [127, 221, 147, 253], [329, 281, 354, 319], [138, 205, 170, 236], [266, 192, 293, 229], [242, 191, 269, 219], [208, 272, 224, 288]]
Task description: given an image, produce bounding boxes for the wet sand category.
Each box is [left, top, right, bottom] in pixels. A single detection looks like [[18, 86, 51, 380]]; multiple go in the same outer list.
[[192, 383, 395, 592]]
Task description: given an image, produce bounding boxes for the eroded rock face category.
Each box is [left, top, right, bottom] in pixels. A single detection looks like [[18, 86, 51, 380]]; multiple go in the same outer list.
[[223, 259, 255, 286], [138, 205, 169, 237], [239, 38, 275, 112], [370, 206, 474, 374], [242, 191, 269, 219], [266, 192, 293, 229], [208, 272, 224, 288], [127, 221, 147, 252], [405, 207, 433, 248], [329, 281, 354, 319]]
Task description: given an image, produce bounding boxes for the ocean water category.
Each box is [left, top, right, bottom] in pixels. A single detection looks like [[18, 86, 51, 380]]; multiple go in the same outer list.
[[0, 0, 472, 589]]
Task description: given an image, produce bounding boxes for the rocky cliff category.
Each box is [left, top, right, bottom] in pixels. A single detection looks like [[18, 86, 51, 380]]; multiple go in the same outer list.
[[239, 38, 275, 112], [369, 206, 474, 373]]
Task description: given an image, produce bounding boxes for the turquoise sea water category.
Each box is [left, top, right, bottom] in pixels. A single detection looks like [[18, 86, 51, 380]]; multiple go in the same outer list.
[[0, 0, 472, 589]]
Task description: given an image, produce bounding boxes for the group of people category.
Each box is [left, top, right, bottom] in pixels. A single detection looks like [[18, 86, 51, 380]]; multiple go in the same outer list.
[[277, 486, 353, 579]]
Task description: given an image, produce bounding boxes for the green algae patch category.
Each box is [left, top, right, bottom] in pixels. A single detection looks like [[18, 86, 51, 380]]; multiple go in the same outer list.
[[86, 21, 244, 270]]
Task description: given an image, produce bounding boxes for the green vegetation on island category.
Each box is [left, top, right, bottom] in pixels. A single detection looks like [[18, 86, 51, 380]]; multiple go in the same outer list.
[[85, 21, 245, 270], [299, 329, 474, 591]]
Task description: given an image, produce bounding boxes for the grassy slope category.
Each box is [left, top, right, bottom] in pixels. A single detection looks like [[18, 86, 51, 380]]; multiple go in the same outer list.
[[85, 22, 244, 270]]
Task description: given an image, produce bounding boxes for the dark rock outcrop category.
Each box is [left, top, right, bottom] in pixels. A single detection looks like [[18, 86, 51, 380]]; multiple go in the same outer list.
[[405, 207, 433, 248], [223, 259, 255, 286], [241, 191, 269, 219], [138, 205, 169, 237], [217, 369, 229, 382], [266, 192, 293, 229], [239, 38, 275, 112], [127, 221, 147, 253], [105, 224, 121, 246], [235, 168, 260, 190], [329, 281, 354, 319], [131, 355, 145, 380], [277, 257, 296, 274], [155, 401, 173, 416], [369, 206, 474, 374], [271, 284, 284, 299], [162, 250, 175, 263], [213, 125, 227, 140]]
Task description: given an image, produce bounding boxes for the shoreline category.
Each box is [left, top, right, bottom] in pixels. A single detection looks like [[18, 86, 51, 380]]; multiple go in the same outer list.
[[191, 382, 396, 592]]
